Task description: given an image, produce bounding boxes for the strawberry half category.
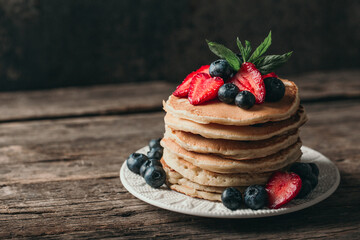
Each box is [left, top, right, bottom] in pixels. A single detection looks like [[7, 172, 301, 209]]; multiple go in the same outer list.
[[265, 171, 302, 209], [173, 65, 210, 97], [230, 62, 265, 103], [188, 73, 224, 105], [262, 72, 278, 79]]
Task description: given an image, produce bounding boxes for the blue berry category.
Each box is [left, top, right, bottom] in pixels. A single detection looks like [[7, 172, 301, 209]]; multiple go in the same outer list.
[[218, 83, 240, 104], [290, 162, 313, 179], [221, 187, 242, 210], [144, 166, 166, 188], [296, 179, 312, 198], [307, 173, 318, 189], [309, 163, 319, 177], [140, 159, 162, 177], [244, 185, 268, 210], [235, 91, 255, 109], [209, 59, 234, 80], [147, 147, 163, 160], [126, 153, 148, 174], [264, 77, 285, 102], [149, 138, 162, 149]]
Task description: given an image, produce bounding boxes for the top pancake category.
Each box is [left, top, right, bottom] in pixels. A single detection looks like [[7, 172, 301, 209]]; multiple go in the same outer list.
[[164, 79, 300, 126]]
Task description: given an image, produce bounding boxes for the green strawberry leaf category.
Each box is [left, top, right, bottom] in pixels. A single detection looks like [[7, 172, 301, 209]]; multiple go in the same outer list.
[[207, 40, 241, 71], [248, 31, 272, 63], [256, 52, 293, 75]]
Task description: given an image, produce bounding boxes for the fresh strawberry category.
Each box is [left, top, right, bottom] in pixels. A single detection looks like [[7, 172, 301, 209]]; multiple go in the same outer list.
[[230, 62, 265, 103], [173, 65, 210, 97], [262, 72, 278, 79], [265, 171, 302, 209], [188, 73, 224, 105]]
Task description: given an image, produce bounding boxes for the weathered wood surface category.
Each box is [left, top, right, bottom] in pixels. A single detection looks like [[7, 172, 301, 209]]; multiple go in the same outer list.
[[0, 70, 359, 122], [1, 71, 360, 239]]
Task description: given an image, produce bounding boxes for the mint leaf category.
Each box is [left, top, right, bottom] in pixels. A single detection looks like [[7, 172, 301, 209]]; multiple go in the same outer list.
[[236, 37, 246, 63], [207, 40, 241, 71], [256, 52, 293, 75], [248, 31, 272, 63], [244, 40, 252, 61]]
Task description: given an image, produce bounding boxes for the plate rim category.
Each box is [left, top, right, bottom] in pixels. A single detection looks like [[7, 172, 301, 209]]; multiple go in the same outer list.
[[120, 146, 340, 218]]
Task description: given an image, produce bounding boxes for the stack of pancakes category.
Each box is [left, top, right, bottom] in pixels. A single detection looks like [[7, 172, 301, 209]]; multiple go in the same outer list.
[[160, 79, 307, 201]]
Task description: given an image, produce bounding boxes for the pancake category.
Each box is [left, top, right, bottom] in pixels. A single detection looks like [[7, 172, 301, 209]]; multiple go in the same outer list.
[[162, 138, 302, 173], [164, 106, 307, 141], [162, 150, 274, 187], [164, 79, 300, 126], [164, 126, 299, 159]]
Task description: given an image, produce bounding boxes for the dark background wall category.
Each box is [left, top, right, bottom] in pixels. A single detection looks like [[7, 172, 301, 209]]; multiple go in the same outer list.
[[0, 0, 359, 91]]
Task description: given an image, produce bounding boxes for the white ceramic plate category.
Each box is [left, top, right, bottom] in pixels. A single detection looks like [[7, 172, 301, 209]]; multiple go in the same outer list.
[[120, 146, 340, 218]]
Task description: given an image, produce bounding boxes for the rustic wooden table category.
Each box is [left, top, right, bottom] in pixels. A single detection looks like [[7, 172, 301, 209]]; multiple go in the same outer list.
[[1, 70, 359, 239]]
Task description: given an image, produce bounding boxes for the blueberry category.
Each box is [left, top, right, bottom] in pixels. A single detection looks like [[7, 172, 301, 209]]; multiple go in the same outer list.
[[296, 179, 313, 198], [307, 173, 318, 189], [144, 166, 166, 188], [140, 159, 162, 177], [264, 77, 285, 102], [209, 59, 235, 80], [147, 147, 163, 160], [290, 162, 313, 179], [235, 91, 255, 109], [218, 83, 240, 104], [221, 187, 242, 211], [309, 163, 319, 177], [149, 138, 162, 149], [244, 185, 268, 210], [126, 153, 148, 174]]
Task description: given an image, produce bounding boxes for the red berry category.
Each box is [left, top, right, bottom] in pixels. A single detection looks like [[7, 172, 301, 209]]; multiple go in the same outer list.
[[188, 73, 224, 105], [173, 65, 210, 97], [262, 72, 278, 79], [265, 171, 302, 209], [230, 62, 265, 103]]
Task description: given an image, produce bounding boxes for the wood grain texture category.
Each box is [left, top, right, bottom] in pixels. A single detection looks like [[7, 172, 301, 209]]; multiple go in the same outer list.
[[1, 98, 359, 239], [0, 70, 359, 122]]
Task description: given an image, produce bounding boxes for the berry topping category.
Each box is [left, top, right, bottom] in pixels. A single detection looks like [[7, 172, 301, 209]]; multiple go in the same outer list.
[[188, 73, 224, 105], [264, 77, 285, 102], [230, 62, 266, 103], [295, 179, 313, 199], [221, 187, 242, 211], [149, 138, 162, 149], [126, 153, 148, 174], [309, 163, 320, 177], [235, 91, 255, 109], [217, 83, 240, 104], [144, 166, 166, 188], [209, 59, 235, 80], [140, 159, 162, 177], [173, 65, 209, 97], [289, 162, 313, 180], [244, 185, 268, 210], [265, 171, 302, 209], [147, 147, 163, 160], [262, 72, 278, 79]]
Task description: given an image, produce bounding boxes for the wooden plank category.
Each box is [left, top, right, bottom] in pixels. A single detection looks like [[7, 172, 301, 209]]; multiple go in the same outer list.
[[0, 82, 174, 122], [0, 100, 359, 238], [0, 70, 359, 122]]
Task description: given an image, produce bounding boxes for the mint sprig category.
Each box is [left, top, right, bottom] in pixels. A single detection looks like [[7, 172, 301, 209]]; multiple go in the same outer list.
[[255, 52, 293, 75], [206, 40, 241, 71], [206, 31, 293, 74]]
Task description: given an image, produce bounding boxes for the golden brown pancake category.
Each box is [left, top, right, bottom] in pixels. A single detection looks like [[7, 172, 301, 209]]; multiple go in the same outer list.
[[164, 106, 307, 141], [164, 126, 299, 159], [164, 79, 299, 126]]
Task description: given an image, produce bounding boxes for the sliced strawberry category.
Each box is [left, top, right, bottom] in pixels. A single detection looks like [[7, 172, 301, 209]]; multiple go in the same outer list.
[[173, 65, 210, 97], [188, 73, 224, 105], [230, 62, 265, 103], [262, 72, 278, 79], [265, 171, 302, 209]]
